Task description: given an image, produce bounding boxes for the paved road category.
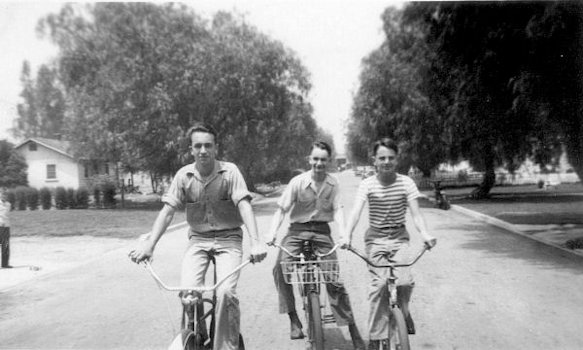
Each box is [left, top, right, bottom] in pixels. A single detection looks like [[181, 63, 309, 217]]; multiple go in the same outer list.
[[1, 172, 583, 349]]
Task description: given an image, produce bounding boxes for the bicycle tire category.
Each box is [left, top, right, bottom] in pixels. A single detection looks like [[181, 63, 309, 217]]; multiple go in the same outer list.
[[388, 307, 410, 350], [307, 291, 325, 350]]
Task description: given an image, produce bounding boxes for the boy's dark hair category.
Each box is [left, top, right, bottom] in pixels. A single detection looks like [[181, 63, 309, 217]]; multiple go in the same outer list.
[[372, 137, 399, 156], [187, 123, 218, 142], [312, 141, 332, 157]]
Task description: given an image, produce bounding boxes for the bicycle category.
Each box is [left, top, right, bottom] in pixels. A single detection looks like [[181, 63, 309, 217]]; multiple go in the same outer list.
[[271, 241, 341, 350], [346, 244, 430, 350], [139, 254, 253, 350]]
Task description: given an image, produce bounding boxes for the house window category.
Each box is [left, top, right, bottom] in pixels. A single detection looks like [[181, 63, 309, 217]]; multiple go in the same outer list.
[[84, 165, 89, 178], [47, 164, 57, 179], [105, 163, 109, 175], [29, 143, 37, 151]]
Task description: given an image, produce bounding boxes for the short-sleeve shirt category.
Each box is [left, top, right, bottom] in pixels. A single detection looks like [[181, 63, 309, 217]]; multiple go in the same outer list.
[[356, 174, 419, 230], [162, 161, 251, 233], [277, 171, 341, 223]]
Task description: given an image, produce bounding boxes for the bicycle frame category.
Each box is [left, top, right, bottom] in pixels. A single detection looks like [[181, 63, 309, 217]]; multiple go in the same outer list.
[[141, 257, 252, 350], [347, 245, 429, 350], [272, 242, 340, 350]]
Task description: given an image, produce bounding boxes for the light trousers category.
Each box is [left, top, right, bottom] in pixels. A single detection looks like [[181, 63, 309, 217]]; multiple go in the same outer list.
[[181, 229, 243, 350], [365, 227, 414, 340]]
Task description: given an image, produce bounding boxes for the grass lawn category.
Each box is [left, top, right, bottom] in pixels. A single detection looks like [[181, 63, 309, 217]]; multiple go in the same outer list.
[[10, 197, 186, 240], [423, 182, 583, 225]]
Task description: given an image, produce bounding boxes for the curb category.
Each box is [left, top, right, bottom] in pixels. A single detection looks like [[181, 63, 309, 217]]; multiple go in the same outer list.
[[0, 221, 190, 293], [450, 204, 583, 259]]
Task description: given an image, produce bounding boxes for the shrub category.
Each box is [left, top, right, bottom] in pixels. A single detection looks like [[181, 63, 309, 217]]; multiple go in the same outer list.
[[5, 189, 16, 210], [14, 186, 28, 211], [55, 187, 67, 209], [101, 182, 117, 208], [76, 187, 89, 209], [40, 187, 52, 210], [66, 188, 77, 209], [93, 187, 101, 208], [25, 187, 39, 210]]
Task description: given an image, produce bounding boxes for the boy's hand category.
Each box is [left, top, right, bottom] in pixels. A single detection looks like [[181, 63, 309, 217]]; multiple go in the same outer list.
[[338, 237, 351, 249], [424, 236, 437, 249], [250, 243, 267, 263]]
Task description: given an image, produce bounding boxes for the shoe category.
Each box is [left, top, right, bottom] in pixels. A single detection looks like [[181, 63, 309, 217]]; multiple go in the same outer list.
[[405, 314, 415, 335], [1, 265, 12, 269], [290, 325, 305, 340]]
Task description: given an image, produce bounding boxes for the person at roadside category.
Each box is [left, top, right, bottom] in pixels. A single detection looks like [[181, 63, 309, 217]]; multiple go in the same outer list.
[[342, 137, 436, 350], [267, 141, 366, 350], [129, 123, 267, 350], [0, 188, 12, 269]]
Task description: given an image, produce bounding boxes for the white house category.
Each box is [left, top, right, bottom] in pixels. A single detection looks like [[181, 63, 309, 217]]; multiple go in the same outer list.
[[15, 137, 116, 190]]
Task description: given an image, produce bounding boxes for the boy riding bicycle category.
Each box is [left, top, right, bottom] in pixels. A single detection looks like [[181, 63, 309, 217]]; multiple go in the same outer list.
[[129, 123, 267, 350], [343, 137, 436, 350], [267, 141, 365, 350]]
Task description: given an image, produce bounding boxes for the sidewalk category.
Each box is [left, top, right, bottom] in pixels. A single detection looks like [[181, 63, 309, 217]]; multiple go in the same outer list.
[[419, 192, 583, 258]]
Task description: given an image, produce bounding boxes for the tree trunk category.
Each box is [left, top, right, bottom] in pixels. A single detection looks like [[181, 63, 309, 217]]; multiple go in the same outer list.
[[471, 148, 496, 199], [564, 120, 583, 185]]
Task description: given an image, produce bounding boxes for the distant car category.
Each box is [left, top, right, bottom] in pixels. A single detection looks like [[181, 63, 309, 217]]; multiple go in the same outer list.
[[363, 166, 375, 178]]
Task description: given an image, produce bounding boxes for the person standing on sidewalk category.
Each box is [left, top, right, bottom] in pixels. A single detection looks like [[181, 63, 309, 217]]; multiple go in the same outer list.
[[342, 137, 436, 350], [0, 188, 12, 269], [267, 141, 365, 350], [129, 123, 267, 350]]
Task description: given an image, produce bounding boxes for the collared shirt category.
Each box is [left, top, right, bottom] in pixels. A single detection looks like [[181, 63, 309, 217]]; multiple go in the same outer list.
[[162, 161, 251, 233], [356, 174, 419, 230], [277, 170, 342, 223], [0, 199, 9, 227]]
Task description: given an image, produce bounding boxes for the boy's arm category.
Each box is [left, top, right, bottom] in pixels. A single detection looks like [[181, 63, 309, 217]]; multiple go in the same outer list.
[[408, 198, 436, 247], [238, 199, 267, 263], [129, 203, 176, 262]]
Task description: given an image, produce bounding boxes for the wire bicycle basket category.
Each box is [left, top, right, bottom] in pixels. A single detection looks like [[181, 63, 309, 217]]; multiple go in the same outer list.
[[281, 260, 341, 285]]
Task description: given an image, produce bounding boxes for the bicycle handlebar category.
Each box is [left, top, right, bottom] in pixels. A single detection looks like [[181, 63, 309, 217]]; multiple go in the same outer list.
[[142, 258, 253, 292], [270, 242, 340, 259], [347, 244, 429, 268]]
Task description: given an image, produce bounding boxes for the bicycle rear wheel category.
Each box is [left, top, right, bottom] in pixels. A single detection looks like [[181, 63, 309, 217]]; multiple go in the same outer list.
[[388, 307, 410, 350], [307, 291, 325, 350]]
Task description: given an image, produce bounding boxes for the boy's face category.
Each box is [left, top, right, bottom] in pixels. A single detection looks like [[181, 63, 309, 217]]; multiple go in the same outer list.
[[373, 146, 398, 177], [308, 147, 329, 176], [190, 131, 217, 166]]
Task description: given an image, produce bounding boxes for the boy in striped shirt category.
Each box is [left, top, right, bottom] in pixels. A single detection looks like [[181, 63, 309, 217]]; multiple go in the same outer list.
[[343, 138, 436, 349]]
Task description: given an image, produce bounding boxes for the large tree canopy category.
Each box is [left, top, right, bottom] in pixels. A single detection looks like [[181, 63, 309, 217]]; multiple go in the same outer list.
[[349, 2, 582, 197], [347, 7, 448, 176], [403, 1, 583, 197], [36, 3, 320, 186]]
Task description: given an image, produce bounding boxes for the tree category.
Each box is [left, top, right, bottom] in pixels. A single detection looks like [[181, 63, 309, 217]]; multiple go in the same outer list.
[[38, 3, 318, 188], [403, 2, 583, 197], [12, 62, 66, 139], [0, 140, 28, 188], [347, 7, 448, 176]]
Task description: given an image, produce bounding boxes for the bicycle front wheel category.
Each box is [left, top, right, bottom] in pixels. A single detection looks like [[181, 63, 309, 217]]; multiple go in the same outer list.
[[307, 291, 325, 350], [388, 307, 410, 350]]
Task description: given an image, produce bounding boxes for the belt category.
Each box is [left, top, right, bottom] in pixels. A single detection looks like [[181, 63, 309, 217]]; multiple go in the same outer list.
[[289, 221, 330, 234]]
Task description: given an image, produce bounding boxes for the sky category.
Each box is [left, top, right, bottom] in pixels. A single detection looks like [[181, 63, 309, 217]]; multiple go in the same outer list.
[[0, 1, 403, 153]]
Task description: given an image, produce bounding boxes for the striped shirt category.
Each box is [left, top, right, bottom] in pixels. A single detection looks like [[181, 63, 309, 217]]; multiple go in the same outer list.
[[356, 174, 419, 230]]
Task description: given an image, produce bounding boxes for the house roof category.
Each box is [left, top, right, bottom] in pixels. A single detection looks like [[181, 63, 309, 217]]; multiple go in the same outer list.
[[15, 137, 74, 159]]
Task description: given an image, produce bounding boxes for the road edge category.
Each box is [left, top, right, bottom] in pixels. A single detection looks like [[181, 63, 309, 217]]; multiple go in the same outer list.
[[450, 204, 583, 259]]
